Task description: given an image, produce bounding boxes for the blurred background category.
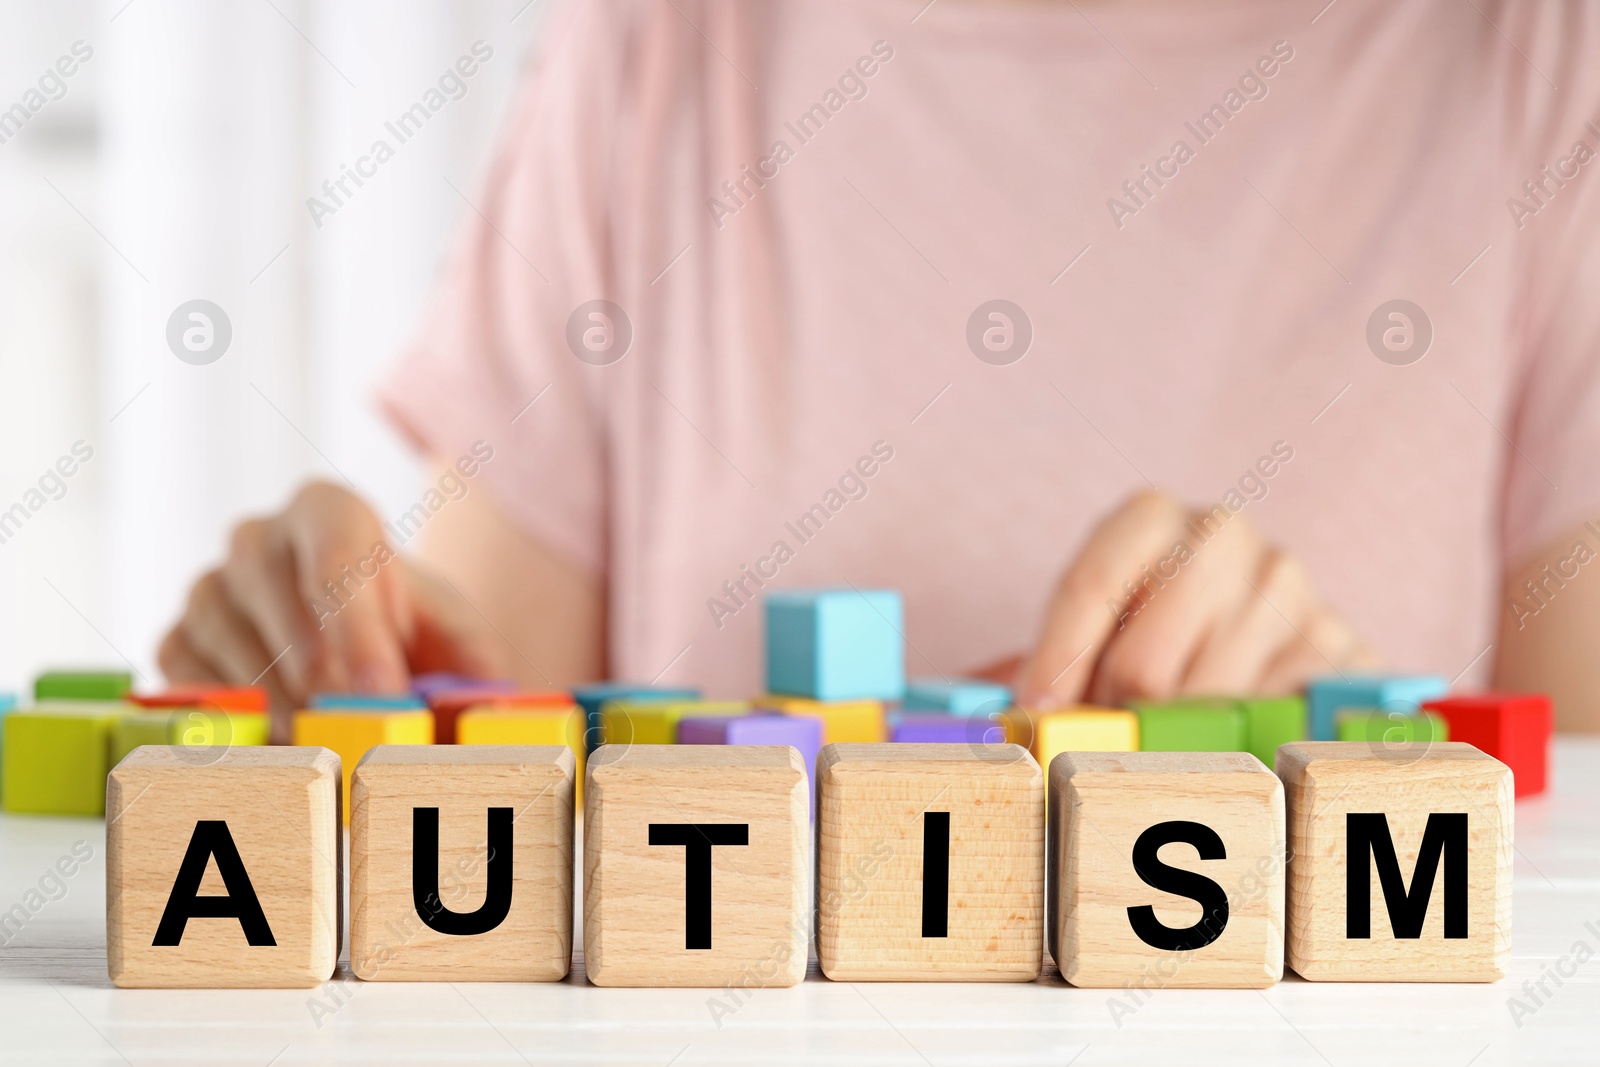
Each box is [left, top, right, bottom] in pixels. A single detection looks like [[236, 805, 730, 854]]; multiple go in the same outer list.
[[0, 0, 544, 692]]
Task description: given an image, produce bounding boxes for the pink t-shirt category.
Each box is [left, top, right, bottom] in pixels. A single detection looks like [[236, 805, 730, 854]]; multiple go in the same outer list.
[[381, 0, 1600, 697]]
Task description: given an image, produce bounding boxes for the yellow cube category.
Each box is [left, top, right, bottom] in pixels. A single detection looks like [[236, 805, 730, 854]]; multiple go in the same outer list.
[[458, 705, 587, 805], [111, 708, 271, 767], [2, 702, 133, 816], [599, 700, 748, 746], [1006, 705, 1138, 771], [292, 709, 433, 821], [757, 696, 886, 744]]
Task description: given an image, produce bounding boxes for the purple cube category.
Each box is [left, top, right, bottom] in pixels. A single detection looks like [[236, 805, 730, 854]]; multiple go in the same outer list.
[[410, 672, 516, 699], [678, 713, 824, 818], [890, 713, 1004, 745]]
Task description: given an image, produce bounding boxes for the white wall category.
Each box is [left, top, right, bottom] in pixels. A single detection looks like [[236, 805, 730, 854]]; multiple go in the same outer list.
[[0, 0, 545, 695]]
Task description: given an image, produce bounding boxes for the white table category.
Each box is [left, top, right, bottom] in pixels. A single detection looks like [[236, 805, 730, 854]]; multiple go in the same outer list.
[[2, 741, 1596, 1066]]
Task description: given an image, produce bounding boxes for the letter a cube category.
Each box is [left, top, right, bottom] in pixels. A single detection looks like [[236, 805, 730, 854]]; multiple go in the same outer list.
[[816, 743, 1044, 981], [1276, 742, 1511, 981], [584, 745, 807, 986], [106, 747, 341, 988], [350, 745, 574, 981], [1050, 752, 1285, 988]]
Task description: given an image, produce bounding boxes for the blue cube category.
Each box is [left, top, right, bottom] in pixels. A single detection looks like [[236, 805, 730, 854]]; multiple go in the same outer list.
[[765, 589, 905, 702], [1306, 674, 1449, 741], [571, 683, 700, 752], [308, 693, 427, 710], [904, 678, 1011, 717]]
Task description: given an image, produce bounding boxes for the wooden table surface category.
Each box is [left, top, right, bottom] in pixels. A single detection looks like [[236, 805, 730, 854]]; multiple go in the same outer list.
[[2, 739, 1596, 1066]]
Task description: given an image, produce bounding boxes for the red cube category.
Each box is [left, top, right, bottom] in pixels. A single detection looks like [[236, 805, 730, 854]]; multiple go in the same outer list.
[[426, 689, 573, 744], [1423, 693, 1552, 798], [130, 685, 269, 712]]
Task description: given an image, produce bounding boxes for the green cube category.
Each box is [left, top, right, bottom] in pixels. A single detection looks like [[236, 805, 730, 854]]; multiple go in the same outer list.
[[1335, 709, 1449, 744], [109, 712, 171, 768], [34, 670, 133, 702], [1133, 699, 1246, 752], [1, 703, 131, 816], [1241, 696, 1307, 768]]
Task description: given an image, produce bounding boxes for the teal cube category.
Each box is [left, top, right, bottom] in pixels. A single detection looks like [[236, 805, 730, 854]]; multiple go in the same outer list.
[[1132, 699, 1245, 752], [34, 670, 132, 702], [1307, 675, 1448, 741], [308, 692, 426, 710], [903, 678, 1010, 717], [766, 589, 904, 702], [1241, 696, 1307, 767]]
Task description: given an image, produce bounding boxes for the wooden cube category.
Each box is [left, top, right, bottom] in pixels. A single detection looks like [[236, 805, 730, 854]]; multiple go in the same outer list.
[[1276, 742, 1511, 981], [350, 745, 574, 982], [1050, 752, 1284, 988], [758, 696, 886, 743], [1423, 693, 1552, 798], [292, 709, 433, 821], [584, 745, 807, 987], [106, 746, 341, 988], [816, 743, 1043, 981], [2, 702, 130, 816]]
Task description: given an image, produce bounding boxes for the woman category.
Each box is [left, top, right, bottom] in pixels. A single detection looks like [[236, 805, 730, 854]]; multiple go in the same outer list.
[[159, 0, 1600, 735]]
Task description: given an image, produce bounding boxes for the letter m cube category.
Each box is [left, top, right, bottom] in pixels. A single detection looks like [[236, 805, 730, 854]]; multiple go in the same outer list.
[[1277, 742, 1511, 982]]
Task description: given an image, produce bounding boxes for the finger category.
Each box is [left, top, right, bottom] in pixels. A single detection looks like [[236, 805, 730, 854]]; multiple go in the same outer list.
[[283, 482, 410, 694], [219, 518, 318, 703], [1256, 609, 1379, 695], [180, 570, 286, 685], [1180, 550, 1315, 695], [158, 625, 225, 686], [401, 561, 509, 680], [1086, 507, 1265, 706], [1017, 491, 1190, 709]]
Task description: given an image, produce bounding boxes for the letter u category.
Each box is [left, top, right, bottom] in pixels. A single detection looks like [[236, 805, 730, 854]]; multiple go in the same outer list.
[[412, 807, 514, 935]]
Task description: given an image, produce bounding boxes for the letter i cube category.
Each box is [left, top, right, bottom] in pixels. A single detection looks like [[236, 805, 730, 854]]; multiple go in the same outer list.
[[1276, 742, 1511, 981], [816, 743, 1044, 981], [106, 747, 341, 988], [584, 745, 808, 986]]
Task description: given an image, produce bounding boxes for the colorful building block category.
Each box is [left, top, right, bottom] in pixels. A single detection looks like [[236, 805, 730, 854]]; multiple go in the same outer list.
[[130, 686, 268, 712], [427, 689, 571, 745], [107, 746, 340, 988], [0, 693, 14, 713], [1050, 751, 1285, 988], [1276, 742, 1511, 981], [757, 696, 886, 743], [1241, 696, 1307, 768], [572, 684, 700, 752], [1306, 675, 1449, 741], [679, 713, 824, 817], [0, 693, 13, 788], [765, 589, 905, 701], [584, 745, 808, 987], [408, 673, 517, 700], [456, 706, 587, 804], [1133, 699, 1246, 752], [2, 702, 131, 815], [904, 679, 1011, 716], [350, 745, 574, 981], [112, 709, 272, 767], [1335, 710, 1448, 744], [889, 713, 1004, 745], [600, 700, 747, 747], [816, 743, 1044, 981], [35, 670, 132, 702], [1005, 706, 1139, 771], [309, 693, 427, 711], [1422, 693, 1552, 799], [291, 709, 433, 821]]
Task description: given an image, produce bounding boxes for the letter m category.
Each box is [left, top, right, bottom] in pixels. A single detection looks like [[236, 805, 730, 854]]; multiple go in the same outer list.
[[1346, 812, 1468, 939]]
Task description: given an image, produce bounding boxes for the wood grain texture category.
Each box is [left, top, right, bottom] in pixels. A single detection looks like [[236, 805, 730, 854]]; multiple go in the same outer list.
[[349, 745, 574, 982], [584, 744, 808, 987], [1277, 741, 1512, 982], [1049, 751, 1284, 989], [816, 743, 1043, 982], [106, 745, 341, 988]]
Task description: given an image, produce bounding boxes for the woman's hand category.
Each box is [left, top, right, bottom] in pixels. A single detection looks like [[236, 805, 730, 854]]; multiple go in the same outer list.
[[158, 480, 506, 734], [1014, 490, 1379, 709]]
